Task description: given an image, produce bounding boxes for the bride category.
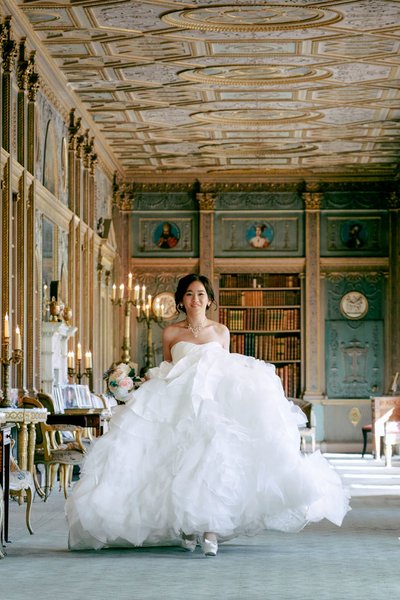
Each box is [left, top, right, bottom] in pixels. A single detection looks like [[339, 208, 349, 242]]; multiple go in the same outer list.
[[66, 274, 350, 556]]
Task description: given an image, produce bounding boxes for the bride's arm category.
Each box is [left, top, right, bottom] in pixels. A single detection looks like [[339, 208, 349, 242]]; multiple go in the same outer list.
[[162, 326, 174, 362]]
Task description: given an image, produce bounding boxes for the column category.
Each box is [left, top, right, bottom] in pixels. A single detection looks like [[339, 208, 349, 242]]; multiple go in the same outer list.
[[16, 38, 28, 167], [387, 192, 400, 385], [1, 17, 17, 323], [26, 54, 40, 392], [197, 187, 216, 283], [302, 184, 324, 402], [16, 40, 30, 391]]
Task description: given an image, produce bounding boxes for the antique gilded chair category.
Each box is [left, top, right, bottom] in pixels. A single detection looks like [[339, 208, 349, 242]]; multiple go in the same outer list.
[[21, 396, 86, 499], [9, 440, 35, 535]]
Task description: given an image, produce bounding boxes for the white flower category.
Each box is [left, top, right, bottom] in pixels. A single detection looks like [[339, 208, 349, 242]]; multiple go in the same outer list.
[[104, 362, 141, 403]]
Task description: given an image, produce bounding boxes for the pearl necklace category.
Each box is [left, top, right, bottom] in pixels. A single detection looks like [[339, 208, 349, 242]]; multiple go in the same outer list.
[[185, 318, 206, 338]]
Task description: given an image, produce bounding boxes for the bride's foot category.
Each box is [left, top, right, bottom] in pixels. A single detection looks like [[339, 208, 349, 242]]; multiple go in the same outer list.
[[181, 533, 197, 552], [201, 532, 218, 556]]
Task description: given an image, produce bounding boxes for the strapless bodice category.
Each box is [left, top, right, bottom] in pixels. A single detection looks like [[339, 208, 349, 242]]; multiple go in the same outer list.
[[171, 340, 223, 363]]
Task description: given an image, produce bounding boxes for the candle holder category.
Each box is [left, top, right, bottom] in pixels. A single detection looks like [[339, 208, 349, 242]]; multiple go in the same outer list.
[[110, 276, 166, 369], [0, 338, 23, 408], [67, 359, 93, 391], [136, 308, 164, 376]]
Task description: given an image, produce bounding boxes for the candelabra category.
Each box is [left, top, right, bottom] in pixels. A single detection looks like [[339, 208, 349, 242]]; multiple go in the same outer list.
[[111, 274, 166, 370], [1, 314, 23, 408], [67, 346, 93, 391]]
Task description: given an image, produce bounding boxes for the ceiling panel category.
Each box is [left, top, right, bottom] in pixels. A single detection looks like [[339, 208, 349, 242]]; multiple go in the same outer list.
[[12, 0, 400, 180]]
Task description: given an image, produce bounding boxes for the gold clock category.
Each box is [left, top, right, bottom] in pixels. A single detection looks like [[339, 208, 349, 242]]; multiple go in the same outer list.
[[339, 291, 368, 320], [152, 292, 177, 320]]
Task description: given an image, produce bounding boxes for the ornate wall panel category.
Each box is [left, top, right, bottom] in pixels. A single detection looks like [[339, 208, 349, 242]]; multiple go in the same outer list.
[[132, 214, 198, 258], [215, 213, 303, 257], [325, 272, 385, 399], [321, 213, 388, 256], [325, 319, 383, 399]]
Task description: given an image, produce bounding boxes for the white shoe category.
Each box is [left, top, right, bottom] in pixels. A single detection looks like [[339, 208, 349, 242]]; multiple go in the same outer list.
[[181, 534, 197, 552], [201, 536, 218, 556]]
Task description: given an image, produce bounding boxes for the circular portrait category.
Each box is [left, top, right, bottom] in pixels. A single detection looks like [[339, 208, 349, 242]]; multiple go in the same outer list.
[[247, 223, 274, 249], [153, 221, 180, 249], [340, 221, 367, 250]]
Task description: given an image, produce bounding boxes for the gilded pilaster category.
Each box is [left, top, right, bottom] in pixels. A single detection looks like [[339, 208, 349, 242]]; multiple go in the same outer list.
[[68, 217, 76, 352], [75, 131, 84, 220], [302, 185, 324, 402], [1, 160, 10, 320], [74, 224, 81, 350], [16, 175, 25, 389], [16, 38, 29, 167], [68, 108, 80, 214], [88, 232, 94, 357], [81, 229, 89, 352], [82, 130, 93, 225], [197, 188, 216, 284], [27, 51, 39, 175], [1, 16, 17, 153], [26, 182, 37, 391], [388, 191, 400, 385]]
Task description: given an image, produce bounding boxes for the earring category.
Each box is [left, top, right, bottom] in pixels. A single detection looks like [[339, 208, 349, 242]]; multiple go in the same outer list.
[[178, 303, 183, 310]]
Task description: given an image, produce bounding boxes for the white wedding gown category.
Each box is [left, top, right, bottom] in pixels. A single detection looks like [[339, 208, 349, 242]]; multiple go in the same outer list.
[[66, 341, 350, 550]]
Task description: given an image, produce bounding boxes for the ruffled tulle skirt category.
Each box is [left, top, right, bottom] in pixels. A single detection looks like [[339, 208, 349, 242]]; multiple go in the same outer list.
[[66, 341, 350, 550]]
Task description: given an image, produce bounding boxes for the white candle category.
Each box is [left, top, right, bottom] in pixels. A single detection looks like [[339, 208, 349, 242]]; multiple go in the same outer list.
[[67, 351, 75, 369], [77, 342, 82, 361], [85, 351, 92, 370], [128, 273, 133, 290], [119, 283, 124, 300], [145, 304, 150, 319], [15, 325, 21, 350], [154, 299, 160, 317], [111, 283, 116, 301], [4, 313, 9, 339], [134, 285, 140, 302], [141, 285, 146, 302], [147, 294, 152, 308], [43, 284, 48, 300], [136, 305, 141, 318]]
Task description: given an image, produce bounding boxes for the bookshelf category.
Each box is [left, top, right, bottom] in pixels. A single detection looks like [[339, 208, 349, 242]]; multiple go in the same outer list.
[[219, 273, 302, 398]]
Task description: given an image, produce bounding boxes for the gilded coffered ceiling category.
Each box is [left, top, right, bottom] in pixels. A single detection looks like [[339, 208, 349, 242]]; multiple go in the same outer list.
[[8, 1, 400, 181]]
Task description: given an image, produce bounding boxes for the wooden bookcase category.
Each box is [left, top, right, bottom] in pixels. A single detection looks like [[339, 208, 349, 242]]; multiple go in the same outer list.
[[219, 273, 302, 398]]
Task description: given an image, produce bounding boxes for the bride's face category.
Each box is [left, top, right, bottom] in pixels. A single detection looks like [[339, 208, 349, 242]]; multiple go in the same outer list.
[[182, 281, 209, 314]]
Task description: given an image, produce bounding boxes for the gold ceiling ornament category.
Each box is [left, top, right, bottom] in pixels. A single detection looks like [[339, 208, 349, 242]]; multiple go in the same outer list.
[[191, 109, 322, 126], [179, 65, 331, 87], [161, 4, 342, 32], [199, 142, 318, 156]]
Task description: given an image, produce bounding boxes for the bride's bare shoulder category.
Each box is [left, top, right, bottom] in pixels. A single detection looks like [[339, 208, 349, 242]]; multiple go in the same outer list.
[[163, 321, 186, 340]]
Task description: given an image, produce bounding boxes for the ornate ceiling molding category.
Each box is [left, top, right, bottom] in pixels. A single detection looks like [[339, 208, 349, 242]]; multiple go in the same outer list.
[[161, 4, 342, 33]]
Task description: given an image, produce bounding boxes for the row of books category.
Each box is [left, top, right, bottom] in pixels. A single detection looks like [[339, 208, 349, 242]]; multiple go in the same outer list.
[[220, 273, 299, 289], [275, 363, 301, 399], [230, 333, 301, 361], [220, 308, 300, 331], [220, 289, 301, 307]]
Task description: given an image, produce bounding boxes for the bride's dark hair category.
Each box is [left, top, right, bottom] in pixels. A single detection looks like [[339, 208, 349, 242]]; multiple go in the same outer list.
[[175, 274, 216, 313]]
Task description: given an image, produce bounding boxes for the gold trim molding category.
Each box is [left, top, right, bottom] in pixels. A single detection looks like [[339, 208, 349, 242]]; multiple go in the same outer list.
[[162, 4, 342, 32]]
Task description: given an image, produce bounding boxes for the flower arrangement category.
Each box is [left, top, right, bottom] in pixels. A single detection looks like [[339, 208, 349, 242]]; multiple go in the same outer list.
[[103, 362, 142, 403]]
